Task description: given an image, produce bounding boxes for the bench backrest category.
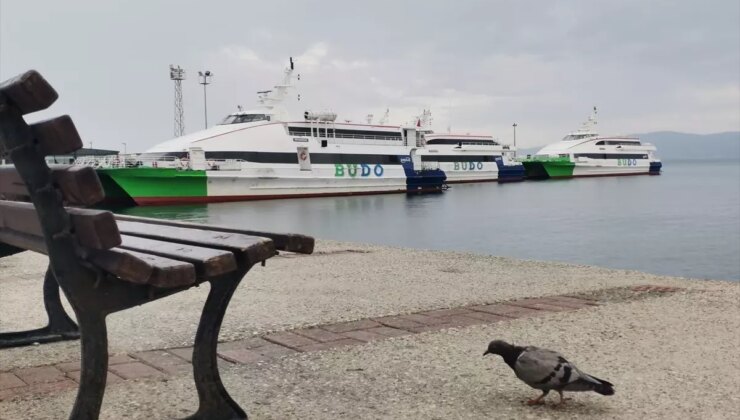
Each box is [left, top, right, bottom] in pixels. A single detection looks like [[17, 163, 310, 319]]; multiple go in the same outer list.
[[0, 71, 121, 270]]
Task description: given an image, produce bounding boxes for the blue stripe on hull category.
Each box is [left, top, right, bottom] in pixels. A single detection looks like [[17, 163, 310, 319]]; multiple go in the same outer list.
[[399, 155, 447, 192], [649, 161, 662, 174], [495, 159, 526, 182]]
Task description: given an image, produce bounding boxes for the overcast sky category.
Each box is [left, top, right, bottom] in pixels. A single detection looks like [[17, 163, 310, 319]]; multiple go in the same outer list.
[[1, 0, 738, 152]]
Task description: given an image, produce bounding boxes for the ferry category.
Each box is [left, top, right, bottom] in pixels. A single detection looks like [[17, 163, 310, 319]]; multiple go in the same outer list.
[[79, 59, 522, 206], [418, 130, 524, 183], [520, 107, 662, 179]]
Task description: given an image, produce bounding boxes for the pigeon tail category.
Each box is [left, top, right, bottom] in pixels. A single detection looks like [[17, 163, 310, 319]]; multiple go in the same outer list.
[[591, 377, 615, 396], [566, 375, 615, 395]]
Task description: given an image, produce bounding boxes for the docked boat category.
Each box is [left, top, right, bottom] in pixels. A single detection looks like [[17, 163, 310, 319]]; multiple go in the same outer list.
[[79, 59, 521, 206], [520, 108, 662, 179], [418, 131, 524, 183]]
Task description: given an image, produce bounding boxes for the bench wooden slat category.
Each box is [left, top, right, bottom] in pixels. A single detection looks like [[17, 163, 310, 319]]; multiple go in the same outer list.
[[29, 115, 83, 156], [0, 201, 120, 250], [88, 248, 196, 288], [114, 214, 314, 254], [118, 235, 237, 278], [0, 70, 57, 115], [0, 165, 105, 206], [0, 228, 194, 288], [116, 220, 275, 265]]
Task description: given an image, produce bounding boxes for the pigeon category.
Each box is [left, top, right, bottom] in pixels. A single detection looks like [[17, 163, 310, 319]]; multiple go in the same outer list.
[[484, 340, 614, 406]]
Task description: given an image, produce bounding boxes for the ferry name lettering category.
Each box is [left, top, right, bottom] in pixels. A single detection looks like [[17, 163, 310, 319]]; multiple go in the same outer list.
[[617, 159, 638, 166], [335, 164, 383, 177], [453, 162, 484, 171]]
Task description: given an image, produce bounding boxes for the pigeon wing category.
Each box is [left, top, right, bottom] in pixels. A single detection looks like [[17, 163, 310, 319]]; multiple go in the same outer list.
[[514, 347, 585, 390]]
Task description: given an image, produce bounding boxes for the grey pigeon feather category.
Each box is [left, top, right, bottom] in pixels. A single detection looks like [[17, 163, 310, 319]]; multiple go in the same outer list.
[[484, 340, 614, 405]]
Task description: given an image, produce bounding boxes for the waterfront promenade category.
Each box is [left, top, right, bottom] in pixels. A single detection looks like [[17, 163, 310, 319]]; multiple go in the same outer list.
[[1, 240, 738, 419]]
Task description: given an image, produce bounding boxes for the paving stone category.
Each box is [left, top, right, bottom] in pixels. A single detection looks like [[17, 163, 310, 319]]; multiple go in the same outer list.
[[293, 328, 345, 343], [407, 324, 448, 334], [468, 303, 542, 318], [417, 308, 475, 317], [320, 319, 383, 333], [218, 348, 268, 364], [55, 361, 82, 373], [548, 295, 602, 306], [54, 354, 134, 373], [0, 373, 25, 390], [365, 326, 411, 338], [340, 329, 391, 343], [218, 337, 272, 352], [298, 339, 364, 353], [372, 316, 425, 330], [254, 343, 299, 359], [13, 366, 65, 384], [436, 314, 484, 328], [535, 298, 592, 309], [167, 347, 194, 363], [399, 313, 450, 326], [264, 331, 319, 349], [133, 350, 191, 375], [109, 354, 136, 365], [66, 370, 124, 384], [108, 362, 166, 380], [505, 301, 574, 312], [17, 379, 77, 398], [461, 311, 511, 323]]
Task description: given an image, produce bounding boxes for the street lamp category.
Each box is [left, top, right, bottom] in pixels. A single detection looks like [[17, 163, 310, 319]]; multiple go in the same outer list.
[[122, 142, 127, 155], [198, 70, 213, 129], [512, 123, 518, 155]]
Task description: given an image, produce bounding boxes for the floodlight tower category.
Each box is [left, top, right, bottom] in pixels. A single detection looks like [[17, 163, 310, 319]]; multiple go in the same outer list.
[[169, 65, 186, 137], [198, 70, 213, 129]]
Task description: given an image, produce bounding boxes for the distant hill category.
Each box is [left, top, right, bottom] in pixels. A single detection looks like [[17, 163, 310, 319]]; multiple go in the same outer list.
[[517, 131, 740, 162], [636, 131, 739, 161]]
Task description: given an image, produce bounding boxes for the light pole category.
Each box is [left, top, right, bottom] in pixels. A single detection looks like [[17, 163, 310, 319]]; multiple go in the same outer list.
[[122, 142, 127, 155], [198, 70, 213, 129], [512, 123, 518, 155]]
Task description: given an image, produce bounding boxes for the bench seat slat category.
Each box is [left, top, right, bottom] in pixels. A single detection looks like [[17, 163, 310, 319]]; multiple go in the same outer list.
[[0, 228, 192, 287], [88, 248, 196, 288], [116, 220, 275, 265], [118, 235, 237, 278], [0, 165, 104, 206], [114, 214, 314, 254], [0, 201, 121, 250]]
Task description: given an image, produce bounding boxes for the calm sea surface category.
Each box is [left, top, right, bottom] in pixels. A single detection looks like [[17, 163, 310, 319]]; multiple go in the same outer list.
[[117, 160, 740, 281]]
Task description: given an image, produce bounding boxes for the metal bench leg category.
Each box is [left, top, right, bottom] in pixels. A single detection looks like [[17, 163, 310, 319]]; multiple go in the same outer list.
[[0, 267, 80, 348], [69, 310, 109, 420], [185, 274, 248, 420]]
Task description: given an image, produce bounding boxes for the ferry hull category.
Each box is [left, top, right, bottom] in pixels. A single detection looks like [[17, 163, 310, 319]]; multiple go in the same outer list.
[[97, 165, 445, 206], [522, 160, 660, 179]]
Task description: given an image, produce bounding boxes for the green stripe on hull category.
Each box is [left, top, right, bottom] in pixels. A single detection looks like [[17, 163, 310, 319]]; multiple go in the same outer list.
[[541, 161, 575, 178], [521, 157, 574, 179], [97, 168, 207, 202]]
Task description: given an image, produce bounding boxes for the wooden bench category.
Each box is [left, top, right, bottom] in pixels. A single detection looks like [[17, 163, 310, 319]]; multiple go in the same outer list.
[[0, 70, 314, 420]]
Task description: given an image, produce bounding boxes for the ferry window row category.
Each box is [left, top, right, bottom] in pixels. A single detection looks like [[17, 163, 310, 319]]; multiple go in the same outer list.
[[220, 114, 270, 124], [204, 151, 404, 165], [288, 126, 402, 141], [595, 140, 641, 146], [425, 139, 500, 146], [574, 153, 648, 159], [421, 155, 500, 162]]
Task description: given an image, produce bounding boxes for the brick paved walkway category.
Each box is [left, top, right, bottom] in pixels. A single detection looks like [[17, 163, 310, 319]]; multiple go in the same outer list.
[[0, 285, 681, 401]]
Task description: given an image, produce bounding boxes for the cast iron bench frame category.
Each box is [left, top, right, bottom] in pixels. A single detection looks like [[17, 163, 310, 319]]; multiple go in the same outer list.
[[0, 70, 314, 419]]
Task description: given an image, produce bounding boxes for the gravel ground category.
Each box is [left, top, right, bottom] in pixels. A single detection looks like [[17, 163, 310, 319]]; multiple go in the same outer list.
[[1, 284, 738, 419], [0, 240, 726, 371]]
